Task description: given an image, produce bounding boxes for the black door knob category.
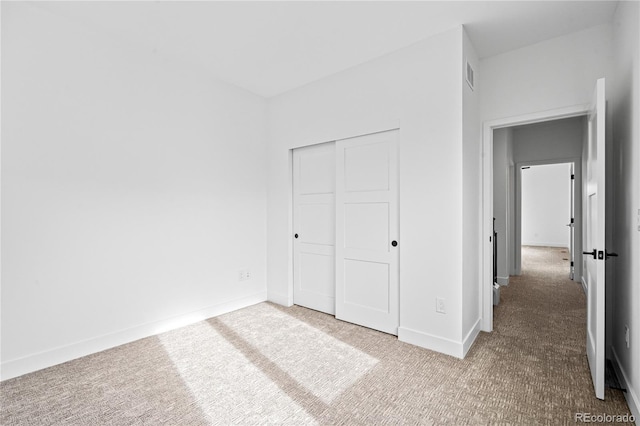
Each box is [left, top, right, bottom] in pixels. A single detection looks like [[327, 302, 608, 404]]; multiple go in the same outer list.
[[294, 234, 299, 239], [391, 240, 398, 247], [582, 249, 597, 259]]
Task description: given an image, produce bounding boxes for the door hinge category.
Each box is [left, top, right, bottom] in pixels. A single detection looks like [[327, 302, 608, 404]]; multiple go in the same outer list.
[[571, 218, 575, 224], [571, 174, 575, 180], [571, 261, 574, 266]]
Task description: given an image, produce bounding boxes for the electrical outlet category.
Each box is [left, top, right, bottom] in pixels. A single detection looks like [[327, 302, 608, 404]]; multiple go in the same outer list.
[[625, 325, 630, 348], [436, 297, 446, 314], [238, 268, 251, 281]]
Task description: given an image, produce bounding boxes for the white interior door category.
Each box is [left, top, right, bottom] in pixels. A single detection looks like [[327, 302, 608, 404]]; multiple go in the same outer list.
[[335, 130, 399, 335], [293, 143, 336, 315], [584, 78, 606, 400]]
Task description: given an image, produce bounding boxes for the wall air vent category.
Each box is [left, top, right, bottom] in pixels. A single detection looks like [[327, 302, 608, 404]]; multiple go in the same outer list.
[[465, 60, 475, 91]]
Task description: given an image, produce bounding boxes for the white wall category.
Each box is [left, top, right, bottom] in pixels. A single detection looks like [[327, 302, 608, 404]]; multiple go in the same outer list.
[[611, 0, 640, 418], [507, 142, 516, 276], [461, 30, 482, 344], [512, 118, 586, 163], [1, 3, 268, 379], [481, 24, 612, 123], [493, 128, 513, 284], [520, 164, 571, 248], [267, 27, 475, 357]]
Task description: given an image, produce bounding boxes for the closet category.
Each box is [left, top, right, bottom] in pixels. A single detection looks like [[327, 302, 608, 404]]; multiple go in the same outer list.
[[292, 129, 399, 335]]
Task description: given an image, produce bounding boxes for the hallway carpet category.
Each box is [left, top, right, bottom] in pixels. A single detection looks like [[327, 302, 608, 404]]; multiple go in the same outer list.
[[0, 246, 633, 424]]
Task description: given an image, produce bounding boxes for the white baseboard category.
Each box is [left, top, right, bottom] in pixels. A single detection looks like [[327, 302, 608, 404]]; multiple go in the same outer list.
[[497, 276, 509, 286], [521, 242, 569, 248], [398, 326, 465, 359], [611, 346, 639, 420], [1, 291, 267, 381], [462, 318, 482, 357]]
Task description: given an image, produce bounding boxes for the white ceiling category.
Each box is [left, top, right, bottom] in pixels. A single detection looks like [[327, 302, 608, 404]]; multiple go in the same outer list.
[[33, 1, 618, 98]]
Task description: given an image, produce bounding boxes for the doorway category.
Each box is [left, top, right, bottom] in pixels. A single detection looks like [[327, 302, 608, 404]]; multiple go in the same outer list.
[[482, 105, 589, 333], [519, 162, 575, 278], [490, 117, 585, 296]]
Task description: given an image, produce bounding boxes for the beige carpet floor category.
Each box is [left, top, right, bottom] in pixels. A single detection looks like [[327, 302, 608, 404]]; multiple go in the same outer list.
[[0, 246, 633, 425]]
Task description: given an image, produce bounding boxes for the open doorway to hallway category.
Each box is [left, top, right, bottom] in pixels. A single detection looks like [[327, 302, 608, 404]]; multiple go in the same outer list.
[[491, 116, 585, 294], [491, 144, 606, 407], [490, 117, 586, 366], [488, 111, 624, 401], [520, 163, 574, 278]]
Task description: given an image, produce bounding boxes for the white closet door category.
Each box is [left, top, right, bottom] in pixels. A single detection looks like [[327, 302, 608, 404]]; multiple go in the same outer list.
[[293, 143, 336, 314], [335, 130, 399, 335]]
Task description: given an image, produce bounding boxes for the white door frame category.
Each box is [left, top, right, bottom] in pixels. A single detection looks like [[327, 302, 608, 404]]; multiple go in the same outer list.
[[481, 104, 589, 332]]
